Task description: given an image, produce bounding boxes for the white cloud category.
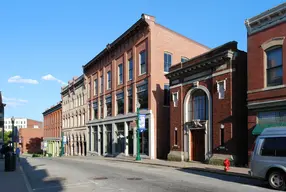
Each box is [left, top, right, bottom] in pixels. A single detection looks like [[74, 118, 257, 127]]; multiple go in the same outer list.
[[3, 96, 28, 108], [8, 76, 39, 84], [42, 74, 67, 85]]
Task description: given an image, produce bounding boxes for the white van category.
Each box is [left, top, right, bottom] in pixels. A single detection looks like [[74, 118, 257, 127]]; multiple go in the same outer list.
[[249, 127, 286, 190]]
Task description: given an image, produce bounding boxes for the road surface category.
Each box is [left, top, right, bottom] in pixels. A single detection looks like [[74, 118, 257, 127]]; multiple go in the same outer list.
[[21, 157, 275, 192]]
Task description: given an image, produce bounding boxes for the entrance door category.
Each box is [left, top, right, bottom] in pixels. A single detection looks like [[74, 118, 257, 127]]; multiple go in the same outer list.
[[191, 129, 205, 161], [106, 131, 112, 154], [100, 132, 103, 155], [128, 130, 133, 155]]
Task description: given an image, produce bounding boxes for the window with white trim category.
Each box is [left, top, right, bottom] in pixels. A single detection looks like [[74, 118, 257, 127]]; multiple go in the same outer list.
[[164, 52, 172, 72], [217, 80, 226, 99], [118, 64, 123, 85], [266, 46, 283, 87], [94, 79, 98, 96], [172, 92, 179, 107]]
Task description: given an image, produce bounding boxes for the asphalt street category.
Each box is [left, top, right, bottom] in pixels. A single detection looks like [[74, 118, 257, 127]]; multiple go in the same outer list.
[[20, 157, 275, 192]]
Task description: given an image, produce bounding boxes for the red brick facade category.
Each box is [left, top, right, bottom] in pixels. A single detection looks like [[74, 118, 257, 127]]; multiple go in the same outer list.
[[19, 128, 43, 154], [245, 3, 286, 161], [43, 102, 62, 139], [166, 42, 248, 165]]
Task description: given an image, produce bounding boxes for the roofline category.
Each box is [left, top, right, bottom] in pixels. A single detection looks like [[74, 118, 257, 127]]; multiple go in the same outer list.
[[246, 2, 286, 24], [42, 102, 62, 116], [83, 14, 149, 70], [167, 41, 238, 77], [155, 23, 210, 50]]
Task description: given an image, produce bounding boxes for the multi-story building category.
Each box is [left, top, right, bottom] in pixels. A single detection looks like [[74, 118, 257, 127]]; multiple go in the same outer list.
[[245, 3, 286, 159], [4, 118, 43, 132], [83, 13, 209, 159], [61, 75, 88, 156], [166, 41, 248, 165], [43, 102, 62, 157]]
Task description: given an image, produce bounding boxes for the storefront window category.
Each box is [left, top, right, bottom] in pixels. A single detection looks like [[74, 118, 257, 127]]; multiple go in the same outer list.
[[258, 111, 286, 124], [140, 119, 149, 155]]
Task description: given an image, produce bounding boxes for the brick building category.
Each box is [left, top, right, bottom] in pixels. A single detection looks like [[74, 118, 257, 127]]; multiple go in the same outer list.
[[4, 117, 42, 131], [43, 102, 62, 157], [245, 3, 286, 158], [19, 127, 43, 154], [61, 75, 88, 156], [84, 13, 209, 159], [166, 41, 248, 165]]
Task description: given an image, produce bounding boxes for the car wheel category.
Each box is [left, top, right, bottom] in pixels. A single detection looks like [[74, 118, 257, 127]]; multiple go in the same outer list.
[[268, 170, 286, 190]]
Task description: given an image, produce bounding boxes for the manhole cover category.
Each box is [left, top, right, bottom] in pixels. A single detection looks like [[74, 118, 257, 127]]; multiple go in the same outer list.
[[92, 177, 108, 180], [127, 178, 142, 180]]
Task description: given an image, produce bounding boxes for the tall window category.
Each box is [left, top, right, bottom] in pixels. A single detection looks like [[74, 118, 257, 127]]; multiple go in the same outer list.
[[137, 82, 148, 109], [106, 96, 112, 117], [139, 50, 146, 75], [118, 64, 123, 85], [164, 52, 172, 72], [128, 58, 133, 80], [266, 47, 283, 87], [191, 90, 208, 120], [117, 92, 124, 115], [94, 79, 98, 96], [128, 88, 133, 113], [93, 102, 98, 120], [164, 84, 170, 106], [181, 56, 189, 62], [100, 98, 104, 119], [100, 75, 103, 93], [107, 71, 111, 90]]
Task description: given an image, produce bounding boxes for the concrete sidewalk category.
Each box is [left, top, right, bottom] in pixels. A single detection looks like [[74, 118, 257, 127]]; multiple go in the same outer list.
[[59, 155, 251, 179], [0, 159, 31, 192]]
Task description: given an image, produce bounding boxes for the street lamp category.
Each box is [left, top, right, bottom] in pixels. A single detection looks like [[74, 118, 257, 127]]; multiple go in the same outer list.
[[11, 116, 15, 151], [135, 101, 141, 161]]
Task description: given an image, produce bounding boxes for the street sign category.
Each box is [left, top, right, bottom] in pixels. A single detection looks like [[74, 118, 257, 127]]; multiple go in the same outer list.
[[13, 126, 19, 142], [138, 114, 146, 132]]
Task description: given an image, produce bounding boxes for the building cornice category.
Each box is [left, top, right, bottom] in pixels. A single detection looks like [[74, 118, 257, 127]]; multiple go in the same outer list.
[[166, 41, 238, 79], [245, 3, 286, 35], [83, 14, 152, 71], [42, 102, 62, 116], [248, 99, 286, 110]]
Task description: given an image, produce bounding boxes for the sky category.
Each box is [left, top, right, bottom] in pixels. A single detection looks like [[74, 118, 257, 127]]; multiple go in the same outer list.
[[0, 0, 284, 121]]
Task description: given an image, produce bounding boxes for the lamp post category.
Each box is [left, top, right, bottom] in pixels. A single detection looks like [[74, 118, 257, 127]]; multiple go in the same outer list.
[[135, 101, 141, 161], [11, 116, 15, 151]]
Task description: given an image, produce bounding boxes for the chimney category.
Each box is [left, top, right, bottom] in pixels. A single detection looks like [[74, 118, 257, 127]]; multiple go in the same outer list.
[[141, 14, 155, 22]]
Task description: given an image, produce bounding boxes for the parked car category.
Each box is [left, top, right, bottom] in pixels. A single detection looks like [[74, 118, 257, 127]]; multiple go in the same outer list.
[[249, 127, 286, 190]]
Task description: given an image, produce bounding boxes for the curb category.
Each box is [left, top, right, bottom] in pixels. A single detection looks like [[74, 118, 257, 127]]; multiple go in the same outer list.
[[104, 158, 253, 179], [19, 163, 33, 192], [60, 156, 252, 179]]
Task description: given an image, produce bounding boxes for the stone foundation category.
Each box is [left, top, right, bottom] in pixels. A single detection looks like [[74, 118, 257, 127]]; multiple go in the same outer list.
[[167, 151, 188, 161]]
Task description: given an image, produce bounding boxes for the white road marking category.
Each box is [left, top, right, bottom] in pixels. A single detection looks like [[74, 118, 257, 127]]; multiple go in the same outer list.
[[20, 164, 34, 192]]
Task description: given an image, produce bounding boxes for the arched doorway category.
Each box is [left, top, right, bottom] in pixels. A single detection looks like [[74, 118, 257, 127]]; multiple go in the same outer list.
[[184, 86, 212, 162]]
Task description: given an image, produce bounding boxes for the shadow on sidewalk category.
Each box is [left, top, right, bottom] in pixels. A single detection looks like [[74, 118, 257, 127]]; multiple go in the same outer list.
[[21, 157, 64, 192], [177, 167, 269, 189]]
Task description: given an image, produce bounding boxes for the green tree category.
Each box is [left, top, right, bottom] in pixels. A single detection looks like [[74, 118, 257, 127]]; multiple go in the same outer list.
[[4, 131, 12, 144]]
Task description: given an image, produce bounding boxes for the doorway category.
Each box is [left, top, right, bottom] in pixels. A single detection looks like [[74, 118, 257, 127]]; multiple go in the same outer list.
[[100, 132, 103, 155], [128, 130, 133, 155], [191, 129, 205, 161]]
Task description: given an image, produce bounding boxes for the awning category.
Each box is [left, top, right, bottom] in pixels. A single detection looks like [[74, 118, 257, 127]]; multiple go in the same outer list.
[[252, 123, 286, 135]]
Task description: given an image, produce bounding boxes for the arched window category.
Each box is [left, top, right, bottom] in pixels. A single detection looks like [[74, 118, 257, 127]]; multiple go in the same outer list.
[[190, 89, 208, 120]]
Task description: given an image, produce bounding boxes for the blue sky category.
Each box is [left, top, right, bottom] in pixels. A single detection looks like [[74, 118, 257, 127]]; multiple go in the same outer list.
[[0, 0, 284, 121]]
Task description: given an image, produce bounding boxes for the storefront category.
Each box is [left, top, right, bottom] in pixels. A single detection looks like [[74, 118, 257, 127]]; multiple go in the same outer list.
[[87, 111, 154, 159]]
